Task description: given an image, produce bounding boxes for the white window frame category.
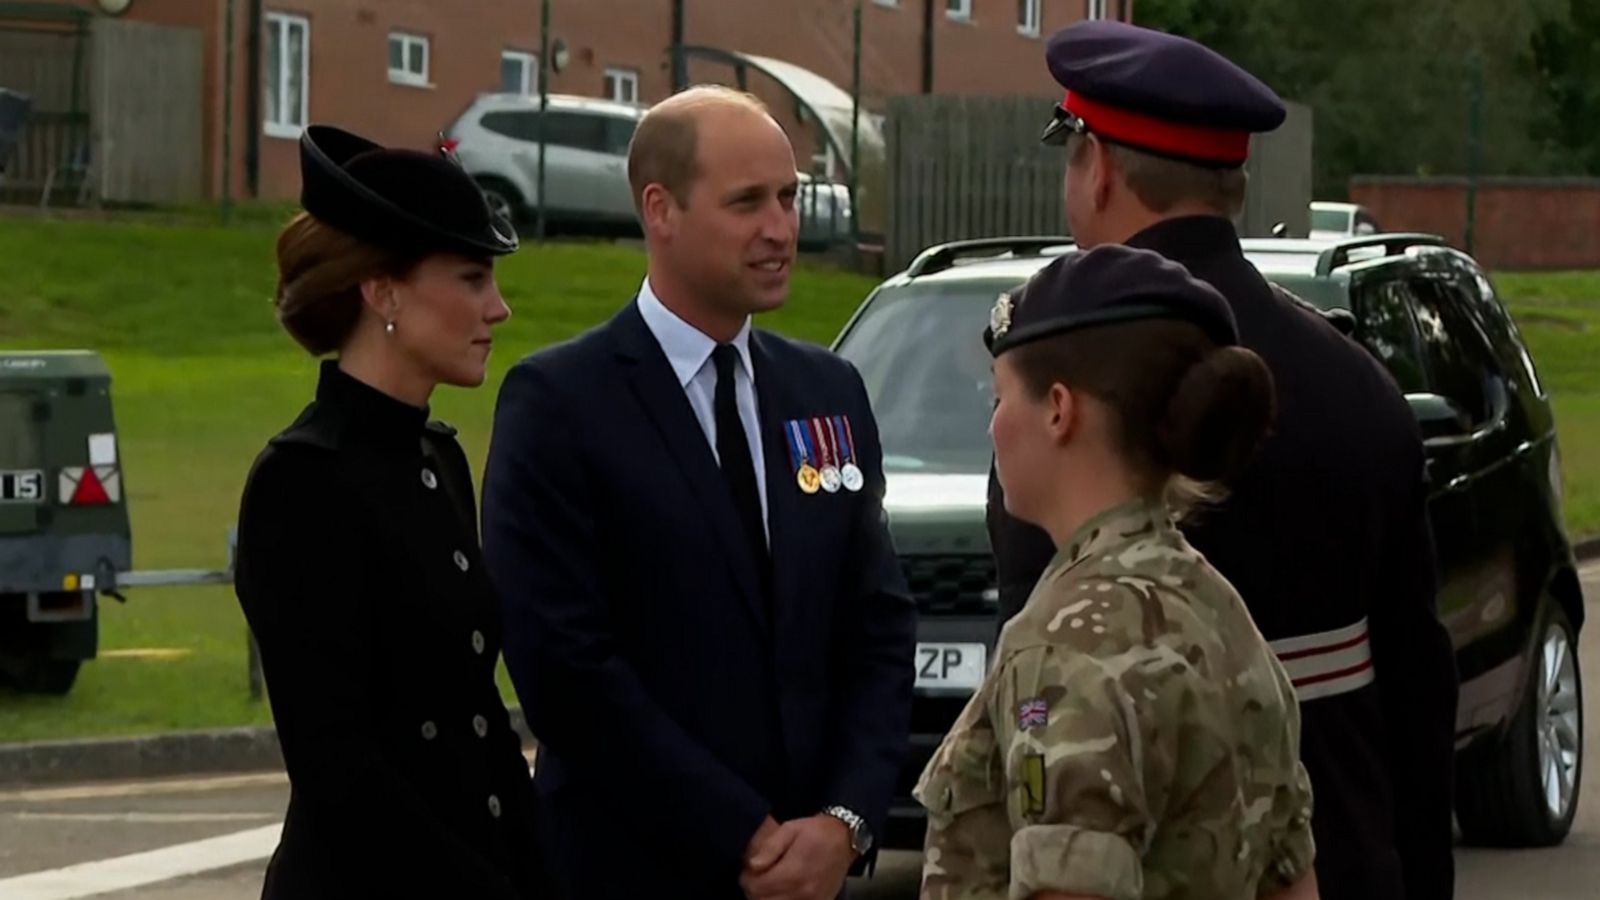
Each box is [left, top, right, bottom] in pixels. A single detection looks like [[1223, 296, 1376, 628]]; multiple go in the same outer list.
[[946, 0, 972, 20], [604, 67, 640, 105], [1087, 0, 1110, 20], [871, 0, 899, 7], [264, 12, 309, 140], [501, 49, 539, 96], [1018, 0, 1042, 35], [388, 31, 430, 87]]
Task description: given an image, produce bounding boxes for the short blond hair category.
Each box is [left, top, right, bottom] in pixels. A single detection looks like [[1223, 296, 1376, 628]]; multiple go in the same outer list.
[[627, 84, 772, 212], [1070, 133, 1248, 219]]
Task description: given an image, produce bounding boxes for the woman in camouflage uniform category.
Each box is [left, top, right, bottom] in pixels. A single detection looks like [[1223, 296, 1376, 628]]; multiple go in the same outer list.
[[914, 245, 1318, 900]]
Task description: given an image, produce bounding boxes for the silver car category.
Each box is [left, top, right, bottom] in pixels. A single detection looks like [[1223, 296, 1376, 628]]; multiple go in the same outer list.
[[442, 92, 853, 246]]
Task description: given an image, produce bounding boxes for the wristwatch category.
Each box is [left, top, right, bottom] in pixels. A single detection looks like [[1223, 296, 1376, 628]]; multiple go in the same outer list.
[[821, 805, 873, 856]]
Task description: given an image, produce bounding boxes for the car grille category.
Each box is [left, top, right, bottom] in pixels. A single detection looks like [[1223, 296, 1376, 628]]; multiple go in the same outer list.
[[901, 554, 995, 615]]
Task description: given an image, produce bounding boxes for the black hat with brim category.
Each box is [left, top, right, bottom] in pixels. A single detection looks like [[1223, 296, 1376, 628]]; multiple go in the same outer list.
[[298, 124, 519, 258], [984, 245, 1238, 356]]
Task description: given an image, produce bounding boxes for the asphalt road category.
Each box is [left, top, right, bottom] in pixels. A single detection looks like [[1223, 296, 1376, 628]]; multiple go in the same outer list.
[[2, 564, 1598, 900]]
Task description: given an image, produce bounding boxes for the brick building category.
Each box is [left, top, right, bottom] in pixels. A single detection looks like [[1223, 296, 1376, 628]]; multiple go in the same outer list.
[[18, 0, 1132, 203]]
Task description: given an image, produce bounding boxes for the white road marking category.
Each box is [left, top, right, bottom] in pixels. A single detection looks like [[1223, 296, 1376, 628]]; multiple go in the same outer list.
[[0, 772, 286, 804], [0, 823, 280, 900], [10, 811, 278, 824]]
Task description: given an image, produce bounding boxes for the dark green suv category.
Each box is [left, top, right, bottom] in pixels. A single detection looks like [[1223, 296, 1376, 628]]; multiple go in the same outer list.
[[832, 234, 1586, 849]]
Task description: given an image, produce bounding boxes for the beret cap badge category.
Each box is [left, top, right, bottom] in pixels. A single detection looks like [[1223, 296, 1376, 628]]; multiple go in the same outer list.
[[990, 292, 1014, 341]]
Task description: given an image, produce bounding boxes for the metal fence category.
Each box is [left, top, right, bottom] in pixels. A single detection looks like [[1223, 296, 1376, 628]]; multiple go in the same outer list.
[[0, 12, 91, 206], [0, 12, 203, 207], [882, 94, 1316, 273], [884, 94, 1066, 273]]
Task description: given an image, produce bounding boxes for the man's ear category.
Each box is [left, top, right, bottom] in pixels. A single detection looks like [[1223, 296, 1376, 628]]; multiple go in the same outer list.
[[1089, 136, 1116, 213], [639, 183, 679, 241]]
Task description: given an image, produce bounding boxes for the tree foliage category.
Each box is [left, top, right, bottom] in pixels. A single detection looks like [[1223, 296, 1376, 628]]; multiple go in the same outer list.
[[1132, 0, 1593, 198]]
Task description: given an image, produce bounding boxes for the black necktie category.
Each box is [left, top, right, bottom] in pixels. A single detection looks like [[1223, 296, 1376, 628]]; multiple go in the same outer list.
[[712, 345, 771, 586]]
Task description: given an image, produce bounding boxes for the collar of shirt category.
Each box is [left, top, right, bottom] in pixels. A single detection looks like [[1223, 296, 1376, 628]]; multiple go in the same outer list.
[[636, 277, 756, 387]]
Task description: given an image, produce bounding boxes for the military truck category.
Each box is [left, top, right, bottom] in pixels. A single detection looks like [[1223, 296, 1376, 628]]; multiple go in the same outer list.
[[0, 351, 132, 694]]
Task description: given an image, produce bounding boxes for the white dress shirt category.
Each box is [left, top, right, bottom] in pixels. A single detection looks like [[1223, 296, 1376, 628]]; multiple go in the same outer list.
[[636, 278, 770, 542]]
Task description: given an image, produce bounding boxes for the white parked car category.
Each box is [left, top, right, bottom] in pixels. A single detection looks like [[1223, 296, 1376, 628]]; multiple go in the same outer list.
[[442, 92, 853, 246], [1310, 200, 1383, 240]]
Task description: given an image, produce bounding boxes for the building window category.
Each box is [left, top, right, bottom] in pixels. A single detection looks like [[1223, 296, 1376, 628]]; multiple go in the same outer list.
[[872, 0, 899, 6], [946, 0, 972, 19], [604, 67, 639, 105], [1018, 0, 1041, 35], [1087, 0, 1109, 19], [501, 50, 538, 95], [264, 12, 308, 139], [388, 31, 430, 87]]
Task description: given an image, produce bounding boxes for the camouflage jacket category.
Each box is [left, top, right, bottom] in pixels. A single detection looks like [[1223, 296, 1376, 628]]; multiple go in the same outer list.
[[913, 499, 1315, 900]]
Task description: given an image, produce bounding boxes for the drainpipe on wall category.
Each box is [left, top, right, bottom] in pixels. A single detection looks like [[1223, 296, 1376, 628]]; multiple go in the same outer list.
[[671, 0, 686, 92], [245, 0, 261, 197], [920, 0, 934, 93], [221, 0, 236, 222]]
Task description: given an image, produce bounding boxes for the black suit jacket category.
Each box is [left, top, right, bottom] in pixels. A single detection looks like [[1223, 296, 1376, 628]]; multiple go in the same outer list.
[[233, 362, 553, 900], [988, 217, 1458, 900], [482, 301, 916, 898]]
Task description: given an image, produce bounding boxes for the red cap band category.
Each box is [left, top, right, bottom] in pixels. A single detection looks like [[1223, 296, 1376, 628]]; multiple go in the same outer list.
[[1063, 91, 1251, 165]]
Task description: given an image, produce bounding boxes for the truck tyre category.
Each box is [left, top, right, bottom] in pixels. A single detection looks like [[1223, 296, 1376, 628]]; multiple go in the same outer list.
[[0, 656, 82, 695]]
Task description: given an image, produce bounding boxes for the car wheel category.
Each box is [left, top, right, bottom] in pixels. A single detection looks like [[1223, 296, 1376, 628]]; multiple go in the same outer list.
[[475, 178, 523, 228], [0, 656, 81, 695], [1456, 601, 1583, 846]]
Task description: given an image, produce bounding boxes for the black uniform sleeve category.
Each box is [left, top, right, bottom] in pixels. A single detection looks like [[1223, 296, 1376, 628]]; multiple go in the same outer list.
[[1370, 443, 1458, 900], [482, 360, 771, 869], [823, 366, 918, 851], [234, 449, 524, 900]]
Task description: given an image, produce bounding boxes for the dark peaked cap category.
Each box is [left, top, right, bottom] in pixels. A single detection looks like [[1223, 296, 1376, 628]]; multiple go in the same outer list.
[[985, 244, 1239, 357], [298, 124, 518, 258], [1039, 20, 1286, 167]]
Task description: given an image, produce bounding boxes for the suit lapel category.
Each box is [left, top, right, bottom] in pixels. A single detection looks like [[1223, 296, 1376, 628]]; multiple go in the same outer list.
[[611, 302, 767, 630]]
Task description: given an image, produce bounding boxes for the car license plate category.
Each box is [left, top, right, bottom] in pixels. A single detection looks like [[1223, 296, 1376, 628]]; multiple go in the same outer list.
[[0, 469, 43, 503], [915, 642, 987, 691]]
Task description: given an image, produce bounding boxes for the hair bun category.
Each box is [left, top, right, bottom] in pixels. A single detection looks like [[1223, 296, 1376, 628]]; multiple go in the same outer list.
[[1157, 346, 1275, 483]]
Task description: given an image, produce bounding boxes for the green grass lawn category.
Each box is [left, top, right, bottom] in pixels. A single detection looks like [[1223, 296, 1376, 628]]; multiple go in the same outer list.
[[2, 213, 1600, 743], [1490, 271, 1600, 533], [0, 214, 877, 742]]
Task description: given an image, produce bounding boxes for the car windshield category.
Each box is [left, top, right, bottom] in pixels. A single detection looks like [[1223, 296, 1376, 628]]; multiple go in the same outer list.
[[834, 280, 1021, 476], [1242, 257, 1351, 310], [1311, 208, 1351, 233], [0, 392, 39, 468], [835, 266, 1352, 477]]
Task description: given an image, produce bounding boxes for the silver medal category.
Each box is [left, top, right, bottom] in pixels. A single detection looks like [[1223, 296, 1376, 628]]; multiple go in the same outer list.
[[820, 465, 842, 493], [840, 462, 864, 492]]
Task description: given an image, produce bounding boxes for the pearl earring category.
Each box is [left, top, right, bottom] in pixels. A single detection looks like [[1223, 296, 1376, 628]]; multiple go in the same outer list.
[[384, 320, 396, 336]]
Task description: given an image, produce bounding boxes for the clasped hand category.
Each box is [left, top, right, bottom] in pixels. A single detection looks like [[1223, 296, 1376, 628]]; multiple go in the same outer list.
[[739, 814, 855, 900]]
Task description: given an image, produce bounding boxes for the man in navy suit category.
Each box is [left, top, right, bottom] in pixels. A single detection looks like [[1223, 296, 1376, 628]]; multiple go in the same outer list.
[[482, 85, 917, 900]]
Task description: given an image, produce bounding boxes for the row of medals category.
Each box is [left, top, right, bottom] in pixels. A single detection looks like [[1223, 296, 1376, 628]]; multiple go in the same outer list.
[[797, 460, 863, 495]]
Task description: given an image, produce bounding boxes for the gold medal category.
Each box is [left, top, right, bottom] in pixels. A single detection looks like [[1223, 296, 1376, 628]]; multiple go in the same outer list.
[[797, 464, 822, 494]]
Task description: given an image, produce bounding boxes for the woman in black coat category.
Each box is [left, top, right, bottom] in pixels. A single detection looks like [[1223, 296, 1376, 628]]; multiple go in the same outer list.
[[233, 124, 552, 899]]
